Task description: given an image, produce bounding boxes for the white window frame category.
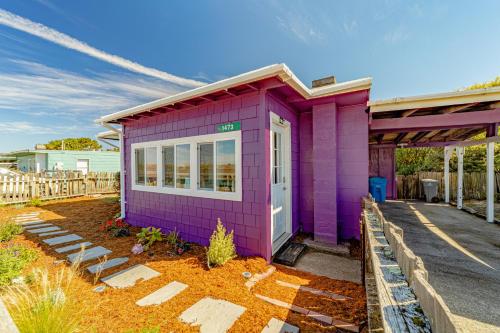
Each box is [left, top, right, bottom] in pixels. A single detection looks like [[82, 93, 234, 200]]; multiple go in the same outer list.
[[131, 131, 242, 201]]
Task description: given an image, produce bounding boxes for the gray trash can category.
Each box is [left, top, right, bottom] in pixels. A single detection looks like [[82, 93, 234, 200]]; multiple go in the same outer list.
[[421, 179, 439, 202]]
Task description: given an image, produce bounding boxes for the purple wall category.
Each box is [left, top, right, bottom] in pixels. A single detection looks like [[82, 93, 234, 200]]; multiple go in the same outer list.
[[123, 91, 266, 258], [336, 105, 369, 239], [299, 112, 314, 233], [369, 146, 396, 199], [312, 103, 338, 244], [122, 88, 369, 261]]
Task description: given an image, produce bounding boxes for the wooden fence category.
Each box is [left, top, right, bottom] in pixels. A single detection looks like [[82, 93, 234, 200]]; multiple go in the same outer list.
[[396, 171, 500, 201], [0, 172, 119, 204]]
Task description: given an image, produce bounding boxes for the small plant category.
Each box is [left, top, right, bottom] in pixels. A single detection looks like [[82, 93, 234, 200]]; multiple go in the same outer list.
[[206, 218, 237, 268], [165, 229, 179, 246], [175, 240, 191, 255], [0, 245, 38, 286], [0, 221, 23, 242], [136, 227, 163, 250], [28, 197, 42, 207], [4, 265, 82, 333]]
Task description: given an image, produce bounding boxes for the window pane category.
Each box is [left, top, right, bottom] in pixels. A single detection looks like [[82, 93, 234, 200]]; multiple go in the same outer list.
[[272, 132, 282, 185], [176, 144, 190, 189], [198, 143, 214, 191], [145, 147, 157, 186], [216, 140, 235, 192], [162, 146, 174, 187], [135, 148, 145, 185]]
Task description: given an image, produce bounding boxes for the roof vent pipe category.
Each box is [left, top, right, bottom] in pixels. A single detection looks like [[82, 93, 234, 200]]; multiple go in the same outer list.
[[312, 76, 336, 88]]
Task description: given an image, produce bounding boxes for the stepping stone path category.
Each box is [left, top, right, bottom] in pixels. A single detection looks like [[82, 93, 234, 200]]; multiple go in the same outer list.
[[245, 266, 276, 289], [87, 257, 129, 274], [179, 297, 246, 333], [23, 223, 53, 229], [27, 226, 61, 234], [136, 281, 187, 306], [255, 294, 359, 332], [56, 242, 93, 254], [15, 213, 131, 280], [43, 234, 83, 246], [101, 264, 160, 288], [67, 246, 112, 263], [39, 230, 68, 237], [261, 318, 299, 333], [275, 280, 350, 301]]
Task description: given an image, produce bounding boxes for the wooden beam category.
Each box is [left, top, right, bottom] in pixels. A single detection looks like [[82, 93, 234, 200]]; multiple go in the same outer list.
[[393, 132, 407, 144], [178, 101, 197, 107], [224, 89, 237, 97], [488, 101, 500, 109], [410, 131, 430, 143], [376, 134, 384, 144], [245, 83, 259, 91], [401, 108, 420, 117], [370, 109, 500, 133], [440, 103, 477, 114], [198, 95, 216, 102]]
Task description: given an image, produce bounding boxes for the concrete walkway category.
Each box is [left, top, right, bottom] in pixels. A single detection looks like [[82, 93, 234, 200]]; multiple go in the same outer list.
[[379, 200, 500, 333]]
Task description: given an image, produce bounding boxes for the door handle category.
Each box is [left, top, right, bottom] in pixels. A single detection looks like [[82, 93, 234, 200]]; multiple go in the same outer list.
[[283, 186, 287, 190]]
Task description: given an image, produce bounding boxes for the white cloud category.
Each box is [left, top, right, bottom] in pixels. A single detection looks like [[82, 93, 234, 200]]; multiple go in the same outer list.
[[0, 59, 185, 116], [0, 121, 92, 135], [343, 20, 358, 34], [0, 8, 205, 87], [383, 27, 410, 44], [276, 9, 324, 43]]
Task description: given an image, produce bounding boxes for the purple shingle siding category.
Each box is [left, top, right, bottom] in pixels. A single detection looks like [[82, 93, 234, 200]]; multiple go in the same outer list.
[[122, 88, 369, 262]]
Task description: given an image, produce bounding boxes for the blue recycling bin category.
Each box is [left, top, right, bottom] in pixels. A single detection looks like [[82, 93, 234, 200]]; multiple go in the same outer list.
[[369, 177, 387, 203]]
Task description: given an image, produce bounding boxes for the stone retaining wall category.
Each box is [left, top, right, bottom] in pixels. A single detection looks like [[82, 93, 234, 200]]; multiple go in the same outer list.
[[363, 197, 460, 333]]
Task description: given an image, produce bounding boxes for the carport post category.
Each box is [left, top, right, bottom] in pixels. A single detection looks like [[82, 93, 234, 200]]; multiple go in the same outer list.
[[457, 146, 464, 209], [444, 146, 454, 203], [486, 141, 494, 223]]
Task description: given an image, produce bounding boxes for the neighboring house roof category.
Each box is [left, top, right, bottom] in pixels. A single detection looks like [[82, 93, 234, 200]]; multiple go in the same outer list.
[[96, 63, 372, 124]]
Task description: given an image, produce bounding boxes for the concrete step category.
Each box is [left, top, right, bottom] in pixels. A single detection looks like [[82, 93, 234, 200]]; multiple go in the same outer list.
[[43, 234, 83, 246], [67, 246, 111, 263], [101, 264, 160, 289], [136, 281, 187, 306], [87, 257, 129, 274]]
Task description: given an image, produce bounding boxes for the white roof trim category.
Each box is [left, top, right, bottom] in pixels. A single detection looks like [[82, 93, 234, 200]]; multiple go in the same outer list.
[[370, 86, 500, 112], [97, 130, 119, 140], [96, 63, 371, 123]]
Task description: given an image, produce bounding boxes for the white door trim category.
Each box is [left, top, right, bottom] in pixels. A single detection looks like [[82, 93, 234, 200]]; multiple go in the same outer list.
[[270, 112, 292, 255]]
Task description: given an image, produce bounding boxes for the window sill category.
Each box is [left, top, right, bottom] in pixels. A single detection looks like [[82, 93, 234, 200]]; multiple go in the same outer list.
[[131, 184, 242, 201]]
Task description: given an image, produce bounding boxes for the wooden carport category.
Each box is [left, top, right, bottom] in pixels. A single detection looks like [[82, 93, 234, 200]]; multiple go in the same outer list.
[[368, 86, 500, 223]]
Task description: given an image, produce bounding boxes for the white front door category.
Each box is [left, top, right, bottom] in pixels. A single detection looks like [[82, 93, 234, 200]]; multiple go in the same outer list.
[[271, 113, 291, 253], [76, 159, 89, 175]]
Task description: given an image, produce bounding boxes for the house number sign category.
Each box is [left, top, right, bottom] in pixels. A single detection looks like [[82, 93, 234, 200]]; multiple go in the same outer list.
[[217, 121, 241, 133]]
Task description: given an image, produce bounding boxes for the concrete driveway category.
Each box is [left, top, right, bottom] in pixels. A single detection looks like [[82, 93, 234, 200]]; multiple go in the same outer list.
[[379, 200, 500, 333]]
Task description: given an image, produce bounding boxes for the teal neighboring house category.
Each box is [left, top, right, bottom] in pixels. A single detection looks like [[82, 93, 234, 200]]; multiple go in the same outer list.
[[10, 150, 120, 174]]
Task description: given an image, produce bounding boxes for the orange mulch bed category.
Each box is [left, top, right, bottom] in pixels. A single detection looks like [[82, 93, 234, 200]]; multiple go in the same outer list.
[[0, 196, 367, 332]]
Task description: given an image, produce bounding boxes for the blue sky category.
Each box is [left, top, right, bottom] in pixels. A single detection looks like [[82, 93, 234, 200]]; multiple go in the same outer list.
[[0, 0, 499, 152]]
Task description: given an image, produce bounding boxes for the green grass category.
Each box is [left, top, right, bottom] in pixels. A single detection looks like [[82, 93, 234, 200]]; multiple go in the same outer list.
[[0, 222, 23, 242], [4, 266, 82, 333], [0, 245, 38, 286], [28, 198, 42, 207]]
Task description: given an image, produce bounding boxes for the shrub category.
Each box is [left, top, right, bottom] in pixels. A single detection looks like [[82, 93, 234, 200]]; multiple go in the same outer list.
[[0, 222, 23, 242], [28, 197, 43, 207], [4, 265, 82, 333], [136, 227, 163, 250], [207, 219, 236, 268], [0, 245, 38, 286]]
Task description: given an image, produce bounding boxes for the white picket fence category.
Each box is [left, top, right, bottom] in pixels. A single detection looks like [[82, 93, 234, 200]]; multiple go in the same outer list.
[[0, 172, 119, 204]]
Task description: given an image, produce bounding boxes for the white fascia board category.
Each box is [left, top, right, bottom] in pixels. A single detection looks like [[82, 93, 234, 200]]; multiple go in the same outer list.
[[370, 86, 500, 112], [96, 130, 119, 140], [96, 63, 372, 124]]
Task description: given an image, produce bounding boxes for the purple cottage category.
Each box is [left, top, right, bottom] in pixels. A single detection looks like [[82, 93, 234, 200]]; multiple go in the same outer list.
[[96, 64, 372, 262]]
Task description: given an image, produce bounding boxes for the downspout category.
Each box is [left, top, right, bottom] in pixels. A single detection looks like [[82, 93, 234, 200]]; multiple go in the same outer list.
[[100, 122, 126, 219]]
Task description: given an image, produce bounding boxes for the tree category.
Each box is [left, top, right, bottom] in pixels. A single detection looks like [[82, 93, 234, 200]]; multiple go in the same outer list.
[[45, 138, 101, 151], [465, 76, 500, 90]]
